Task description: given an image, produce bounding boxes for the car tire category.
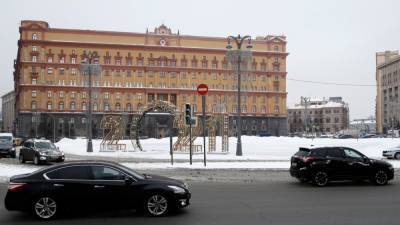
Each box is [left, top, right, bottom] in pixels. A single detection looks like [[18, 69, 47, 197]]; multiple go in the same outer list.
[[144, 193, 169, 217], [313, 171, 329, 187], [32, 196, 58, 220], [395, 153, 400, 160], [19, 154, 25, 163], [34, 155, 41, 165], [372, 170, 388, 186]]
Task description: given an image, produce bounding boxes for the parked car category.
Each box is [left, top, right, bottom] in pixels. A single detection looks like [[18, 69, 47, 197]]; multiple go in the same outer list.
[[290, 147, 394, 186], [382, 145, 400, 159], [360, 134, 376, 138], [5, 160, 191, 220], [338, 134, 354, 139], [0, 139, 16, 158], [19, 139, 64, 165]]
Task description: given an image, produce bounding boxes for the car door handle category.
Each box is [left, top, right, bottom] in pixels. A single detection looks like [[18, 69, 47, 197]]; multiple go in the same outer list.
[[94, 185, 105, 189], [53, 184, 64, 187]]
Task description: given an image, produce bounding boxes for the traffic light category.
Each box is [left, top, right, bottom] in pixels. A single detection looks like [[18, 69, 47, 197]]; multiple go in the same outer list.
[[185, 103, 192, 125]]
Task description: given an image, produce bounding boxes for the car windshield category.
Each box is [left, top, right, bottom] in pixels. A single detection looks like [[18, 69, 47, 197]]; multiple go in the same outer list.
[[0, 140, 12, 146], [35, 141, 56, 150], [117, 163, 145, 179], [0, 136, 12, 142]]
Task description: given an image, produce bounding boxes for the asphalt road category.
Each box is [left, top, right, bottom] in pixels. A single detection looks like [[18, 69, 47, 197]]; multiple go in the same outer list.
[[1, 179, 400, 225]]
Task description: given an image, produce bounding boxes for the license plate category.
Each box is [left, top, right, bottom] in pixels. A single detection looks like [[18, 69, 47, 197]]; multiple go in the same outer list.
[[291, 162, 297, 167]]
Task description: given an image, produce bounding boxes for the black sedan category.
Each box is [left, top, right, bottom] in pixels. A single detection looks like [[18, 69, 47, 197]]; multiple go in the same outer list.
[[0, 140, 16, 158], [290, 147, 394, 186], [19, 139, 64, 165], [5, 161, 191, 219]]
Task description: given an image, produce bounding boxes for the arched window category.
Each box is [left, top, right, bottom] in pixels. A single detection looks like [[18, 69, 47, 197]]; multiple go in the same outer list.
[[274, 105, 279, 113], [59, 102, 64, 110], [261, 106, 266, 113], [70, 102, 76, 110], [126, 103, 132, 111], [104, 103, 110, 111], [32, 33, 38, 40], [93, 103, 98, 111], [31, 101, 37, 110], [82, 102, 87, 110], [252, 105, 257, 113], [137, 103, 143, 111], [115, 103, 121, 111], [47, 102, 52, 110], [274, 45, 279, 51]]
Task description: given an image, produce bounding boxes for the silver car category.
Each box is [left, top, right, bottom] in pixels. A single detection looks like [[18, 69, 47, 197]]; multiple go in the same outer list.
[[382, 145, 400, 159]]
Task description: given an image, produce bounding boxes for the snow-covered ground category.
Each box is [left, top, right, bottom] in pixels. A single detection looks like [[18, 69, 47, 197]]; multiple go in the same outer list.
[[1, 136, 399, 182], [56, 136, 400, 161]]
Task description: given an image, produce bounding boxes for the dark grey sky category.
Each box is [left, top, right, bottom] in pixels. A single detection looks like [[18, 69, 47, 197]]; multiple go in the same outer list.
[[1, 0, 399, 119]]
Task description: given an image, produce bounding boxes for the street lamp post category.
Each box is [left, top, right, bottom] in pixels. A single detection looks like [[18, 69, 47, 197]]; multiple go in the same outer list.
[[80, 51, 101, 152], [226, 35, 252, 156]]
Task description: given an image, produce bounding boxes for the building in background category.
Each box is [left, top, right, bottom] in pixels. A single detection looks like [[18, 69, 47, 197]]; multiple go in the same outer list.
[[14, 20, 288, 139], [288, 97, 349, 134], [376, 51, 400, 134], [349, 118, 376, 135], [1, 91, 15, 133]]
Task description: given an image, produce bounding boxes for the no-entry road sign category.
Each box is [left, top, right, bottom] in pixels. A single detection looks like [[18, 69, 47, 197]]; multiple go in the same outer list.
[[197, 83, 208, 95]]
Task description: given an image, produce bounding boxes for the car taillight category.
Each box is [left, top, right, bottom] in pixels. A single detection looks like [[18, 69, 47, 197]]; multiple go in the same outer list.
[[302, 156, 315, 163], [8, 182, 26, 192]]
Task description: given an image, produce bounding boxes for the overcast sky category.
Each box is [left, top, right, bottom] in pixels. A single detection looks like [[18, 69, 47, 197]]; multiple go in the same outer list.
[[1, 0, 399, 119]]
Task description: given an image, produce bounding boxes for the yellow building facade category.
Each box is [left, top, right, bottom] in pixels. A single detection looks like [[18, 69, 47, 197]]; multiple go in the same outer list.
[[14, 20, 288, 138]]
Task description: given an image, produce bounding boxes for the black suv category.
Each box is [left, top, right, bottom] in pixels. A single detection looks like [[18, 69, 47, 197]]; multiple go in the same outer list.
[[290, 147, 394, 186]]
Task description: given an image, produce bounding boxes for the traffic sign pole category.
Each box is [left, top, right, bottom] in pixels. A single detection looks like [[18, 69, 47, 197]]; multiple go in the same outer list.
[[197, 83, 209, 167]]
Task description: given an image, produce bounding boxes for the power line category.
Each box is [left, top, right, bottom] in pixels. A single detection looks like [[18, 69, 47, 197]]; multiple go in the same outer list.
[[287, 78, 376, 87]]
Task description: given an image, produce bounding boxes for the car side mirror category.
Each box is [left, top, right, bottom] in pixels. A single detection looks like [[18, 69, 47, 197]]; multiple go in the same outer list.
[[125, 176, 134, 185], [363, 156, 370, 163]]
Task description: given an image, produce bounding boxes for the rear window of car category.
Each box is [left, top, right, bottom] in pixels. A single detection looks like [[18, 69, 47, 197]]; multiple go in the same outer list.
[[295, 148, 310, 157], [326, 148, 344, 158], [46, 166, 92, 180], [311, 149, 327, 157]]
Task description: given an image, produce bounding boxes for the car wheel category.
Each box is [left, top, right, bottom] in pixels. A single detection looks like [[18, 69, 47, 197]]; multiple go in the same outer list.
[[395, 153, 400, 160], [19, 154, 25, 163], [34, 155, 40, 165], [373, 170, 388, 186], [144, 194, 169, 216], [33, 196, 58, 220], [313, 171, 329, 187]]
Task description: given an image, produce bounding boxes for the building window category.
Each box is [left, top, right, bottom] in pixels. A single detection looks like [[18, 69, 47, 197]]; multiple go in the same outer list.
[[274, 105, 279, 113], [59, 91, 64, 98], [47, 57, 53, 63], [127, 71, 132, 77], [252, 105, 257, 113], [59, 102, 64, 110], [48, 68, 53, 74], [47, 91, 52, 98], [104, 92, 109, 99], [82, 102, 87, 110], [261, 106, 266, 113], [71, 57, 76, 64], [126, 103, 132, 111], [59, 68, 65, 75], [31, 101, 37, 110], [70, 102, 76, 110], [32, 56, 37, 62], [32, 90, 37, 97], [115, 103, 121, 111], [32, 46, 37, 52], [104, 103, 110, 111], [71, 68, 76, 75], [274, 45, 279, 52], [32, 78, 37, 85], [93, 103, 98, 111], [59, 57, 65, 63], [47, 102, 52, 110], [32, 33, 38, 40]]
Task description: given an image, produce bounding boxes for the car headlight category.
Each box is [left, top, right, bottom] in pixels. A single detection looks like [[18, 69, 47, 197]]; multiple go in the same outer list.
[[39, 152, 47, 156], [168, 185, 186, 194], [388, 166, 394, 170], [183, 182, 189, 189]]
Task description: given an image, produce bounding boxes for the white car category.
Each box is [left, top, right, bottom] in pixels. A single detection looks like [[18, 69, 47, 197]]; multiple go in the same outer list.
[[382, 145, 400, 159]]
